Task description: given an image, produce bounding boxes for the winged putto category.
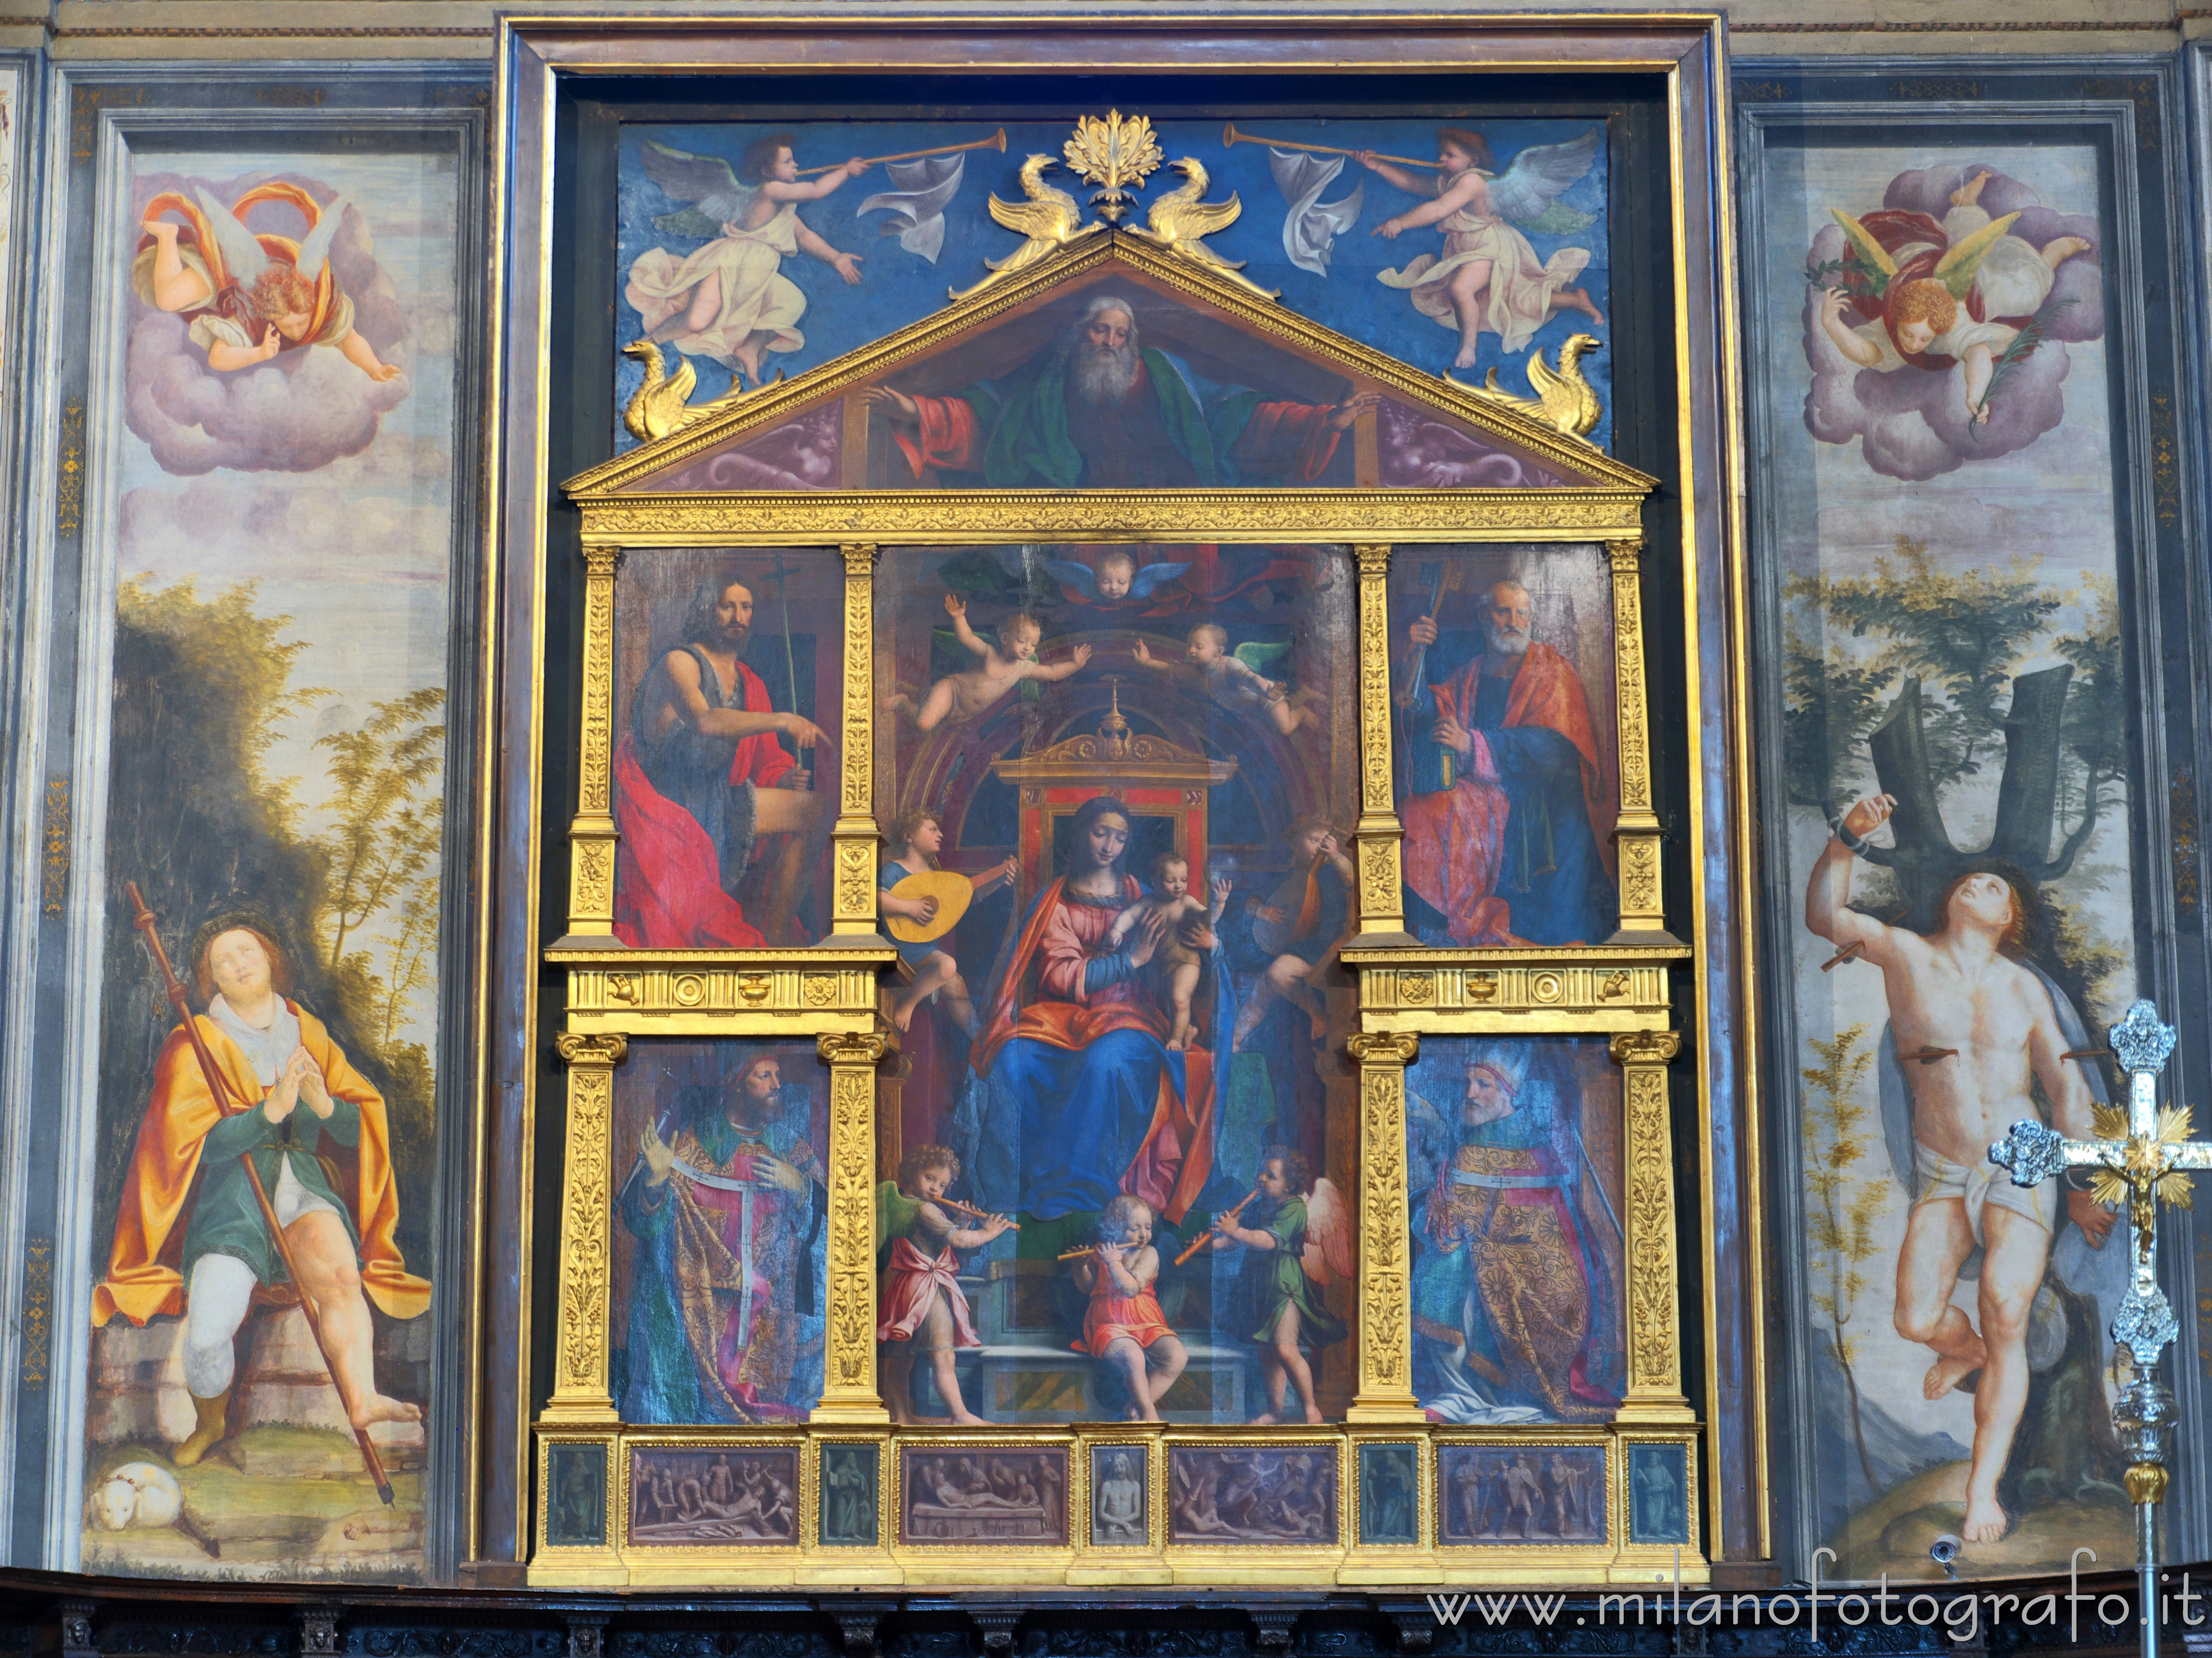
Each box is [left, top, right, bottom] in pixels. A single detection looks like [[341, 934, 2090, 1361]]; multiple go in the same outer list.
[[134, 182, 399, 381], [626, 136, 873, 386], [1362, 126, 1606, 366], [1800, 161, 2103, 478]]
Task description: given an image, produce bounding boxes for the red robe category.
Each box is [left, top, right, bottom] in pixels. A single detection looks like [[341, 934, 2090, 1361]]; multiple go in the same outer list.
[[971, 877, 1216, 1225], [612, 657, 795, 948], [1400, 642, 1609, 945]]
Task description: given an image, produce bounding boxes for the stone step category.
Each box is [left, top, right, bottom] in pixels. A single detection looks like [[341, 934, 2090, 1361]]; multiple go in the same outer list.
[[89, 1307, 427, 1467]]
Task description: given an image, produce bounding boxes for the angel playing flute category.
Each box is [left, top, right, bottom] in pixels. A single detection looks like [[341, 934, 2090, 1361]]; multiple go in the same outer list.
[[1205, 1146, 1350, 1424], [134, 183, 400, 381], [1069, 1195, 1187, 1422], [875, 1144, 1011, 1425]]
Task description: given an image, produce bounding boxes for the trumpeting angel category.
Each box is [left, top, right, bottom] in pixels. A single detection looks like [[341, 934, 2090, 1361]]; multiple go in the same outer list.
[[134, 183, 399, 381], [1362, 126, 1606, 366], [627, 137, 873, 386]]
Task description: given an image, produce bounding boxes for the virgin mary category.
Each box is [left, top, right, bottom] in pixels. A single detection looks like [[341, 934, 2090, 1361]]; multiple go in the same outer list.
[[955, 796, 1232, 1223]]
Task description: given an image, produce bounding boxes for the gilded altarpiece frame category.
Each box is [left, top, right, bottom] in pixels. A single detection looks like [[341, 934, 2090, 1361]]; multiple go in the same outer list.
[[498, 8, 1753, 1586]]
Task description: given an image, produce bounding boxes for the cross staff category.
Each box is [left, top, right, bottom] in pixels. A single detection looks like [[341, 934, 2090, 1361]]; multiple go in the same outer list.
[[1989, 1000, 2212, 1658]]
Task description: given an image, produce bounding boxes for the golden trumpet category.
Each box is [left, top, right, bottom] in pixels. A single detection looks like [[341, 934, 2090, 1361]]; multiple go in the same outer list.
[[1220, 121, 1440, 171], [796, 129, 1008, 177]]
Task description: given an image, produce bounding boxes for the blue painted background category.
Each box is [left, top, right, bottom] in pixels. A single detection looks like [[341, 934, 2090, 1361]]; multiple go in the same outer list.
[[614, 116, 1612, 455]]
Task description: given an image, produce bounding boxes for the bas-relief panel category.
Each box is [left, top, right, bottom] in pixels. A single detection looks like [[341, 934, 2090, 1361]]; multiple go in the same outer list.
[[610, 1041, 829, 1424], [899, 1448, 1069, 1545], [1387, 546, 1620, 948], [1762, 139, 2137, 1577], [628, 1445, 800, 1544], [1405, 1038, 1625, 1426], [82, 144, 462, 1581], [615, 117, 1614, 455], [869, 545, 1361, 1427], [1167, 1445, 1337, 1546], [1437, 1443, 1604, 1546]]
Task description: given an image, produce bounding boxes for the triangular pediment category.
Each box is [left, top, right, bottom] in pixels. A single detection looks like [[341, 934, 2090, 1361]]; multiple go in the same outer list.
[[564, 230, 1655, 501]]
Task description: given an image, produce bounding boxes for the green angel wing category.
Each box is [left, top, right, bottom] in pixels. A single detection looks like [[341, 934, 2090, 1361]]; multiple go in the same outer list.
[[1829, 209, 1899, 281], [1233, 641, 1294, 677], [877, 1180, 922, 1268], [1932, 210, 2022, 302]]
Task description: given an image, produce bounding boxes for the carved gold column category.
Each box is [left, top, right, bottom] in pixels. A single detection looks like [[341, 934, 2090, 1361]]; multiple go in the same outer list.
[[814, 1030, 891, 1420], [542, 1032, 629, 1424], [1351, 545, 1410, 939], [562, 547, 624, 946], [1610, 1029, 1693, 1421], [831, 543, 882, 937], [1345, 1031, 1423, 1422], [1606, 538, 1672, 943]]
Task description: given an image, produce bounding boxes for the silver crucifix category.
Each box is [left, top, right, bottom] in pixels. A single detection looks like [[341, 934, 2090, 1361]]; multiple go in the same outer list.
[[1990, 999, 2212, 1658]]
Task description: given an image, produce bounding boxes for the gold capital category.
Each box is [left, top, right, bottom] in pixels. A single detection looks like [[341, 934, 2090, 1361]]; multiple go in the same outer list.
[[1346, 1031, 1420, 1065], [1610, 1029, 1682, 1066], [818, 1030, 890, 1067], [554, 1032, 629, 1067]]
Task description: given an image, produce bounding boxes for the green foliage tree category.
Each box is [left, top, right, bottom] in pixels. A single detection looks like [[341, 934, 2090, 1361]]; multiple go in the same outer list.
[[1801, 1022, 1884, 1497], [98, 577, 444, 1278]]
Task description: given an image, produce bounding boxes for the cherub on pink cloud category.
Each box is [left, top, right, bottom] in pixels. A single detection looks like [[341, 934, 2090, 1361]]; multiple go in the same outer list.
[[1800, 161, 2102, 481]]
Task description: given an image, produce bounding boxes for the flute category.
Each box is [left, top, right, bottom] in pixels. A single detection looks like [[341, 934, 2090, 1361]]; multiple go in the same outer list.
[[934, 1194, 1019, 1230], [1171, 1186, 1260, 1267]]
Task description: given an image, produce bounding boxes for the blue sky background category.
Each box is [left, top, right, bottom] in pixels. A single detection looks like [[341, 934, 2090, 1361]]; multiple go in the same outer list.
[[614, 116, 1611, 454]]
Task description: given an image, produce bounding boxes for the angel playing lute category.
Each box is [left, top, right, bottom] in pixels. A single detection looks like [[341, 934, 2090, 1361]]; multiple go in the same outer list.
[[1204, 1145, 1351, 1425], [1361, 127, 1606, 366], [626, 137, 873, 386], [1812, 168, 2093, 425], [134, 183, 399, 380]]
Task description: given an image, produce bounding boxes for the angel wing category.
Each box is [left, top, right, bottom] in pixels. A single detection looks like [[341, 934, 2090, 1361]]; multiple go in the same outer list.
[[1300, 1176, 1354, 1285], [1041, 557, 1101, 602], [292, 193, 348, 284], [1268, 148, 1364, 277], [642, 140, 758, 241], [1828, 208, 1900, 282], [1127, 559, 1191, 598], [1487, 128, 1601, 233], [193, 186, 271, 287], [1932, 209, 2022, 301], [857, 154, 966, 265], [1232, 640, 1293, 677]]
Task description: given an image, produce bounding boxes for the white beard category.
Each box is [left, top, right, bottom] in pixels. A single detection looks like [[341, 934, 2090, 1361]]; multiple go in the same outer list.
[[1487, 628, 1532, 656], [1070, 342, 1142, 406]]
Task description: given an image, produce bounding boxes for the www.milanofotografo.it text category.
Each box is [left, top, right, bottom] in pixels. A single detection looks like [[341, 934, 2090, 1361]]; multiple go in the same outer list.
[[1427, 1552, 2204, 1643]]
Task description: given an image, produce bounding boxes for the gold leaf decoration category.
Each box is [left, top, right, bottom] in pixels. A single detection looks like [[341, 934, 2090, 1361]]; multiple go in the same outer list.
[[1063, 109, 1164, 223]]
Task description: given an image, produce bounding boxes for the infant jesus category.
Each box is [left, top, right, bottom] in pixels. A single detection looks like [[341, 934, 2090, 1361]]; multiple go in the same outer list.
[[1105, 852, 1230, 1050]]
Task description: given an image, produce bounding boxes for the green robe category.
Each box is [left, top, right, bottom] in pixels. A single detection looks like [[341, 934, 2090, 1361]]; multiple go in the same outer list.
[[951, 348, 1276, 488], [1233, 1195, 1347, 1348], [181, 1096, 362, 1285]]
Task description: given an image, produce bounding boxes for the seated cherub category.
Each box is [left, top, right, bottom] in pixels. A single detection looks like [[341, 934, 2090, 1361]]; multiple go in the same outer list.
[[883, 594, 1091, 732]]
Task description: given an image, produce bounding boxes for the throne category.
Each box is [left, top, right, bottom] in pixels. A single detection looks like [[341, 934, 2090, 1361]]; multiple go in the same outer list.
[[914, 685, 1253, 1421], [989, 680, 1240, 903]]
